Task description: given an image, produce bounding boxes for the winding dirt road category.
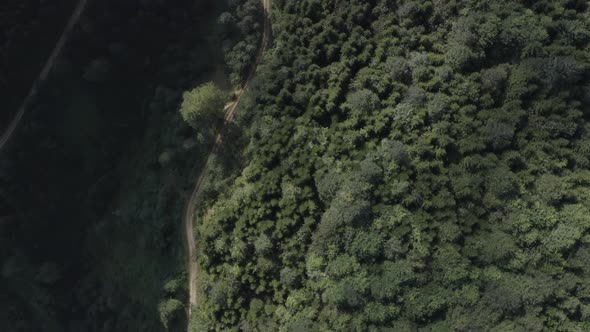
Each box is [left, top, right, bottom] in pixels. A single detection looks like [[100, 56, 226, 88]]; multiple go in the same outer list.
[[0, 0, 90, 151], [184, 0, 272, 315]]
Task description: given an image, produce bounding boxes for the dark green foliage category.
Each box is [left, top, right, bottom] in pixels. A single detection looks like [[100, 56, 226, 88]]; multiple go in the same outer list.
[[222, 0, 263, 85], [196, 0, 590, 330], [346, 89, 381, 113], [314, 170, 342, 203]]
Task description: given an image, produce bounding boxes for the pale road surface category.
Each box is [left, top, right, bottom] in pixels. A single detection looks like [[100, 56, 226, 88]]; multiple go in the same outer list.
[[0, 0, 90, 151], [184, 0, 273, 317]]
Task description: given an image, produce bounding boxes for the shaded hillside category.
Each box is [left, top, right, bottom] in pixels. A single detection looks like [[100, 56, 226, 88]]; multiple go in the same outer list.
[[0, 0, 77, 128], [0, 0, 261, 330]]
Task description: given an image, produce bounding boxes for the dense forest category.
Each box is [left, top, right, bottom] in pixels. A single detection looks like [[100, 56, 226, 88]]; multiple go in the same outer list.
[[193, 0, 590, 331], [3, 0, 590, 331], [0, 0, 261, 331]]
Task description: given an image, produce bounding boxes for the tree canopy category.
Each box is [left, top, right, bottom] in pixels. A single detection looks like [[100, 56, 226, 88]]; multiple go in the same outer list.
[[194, 0, 590, 331], [180, 82, 226, 129]]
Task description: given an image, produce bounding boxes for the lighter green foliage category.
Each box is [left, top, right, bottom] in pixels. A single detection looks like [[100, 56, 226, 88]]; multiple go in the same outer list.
[[180, 82, 226, 129], [158, 299, 184, 330], [543, 224, 582, 253], [254, 233, 272, 255]]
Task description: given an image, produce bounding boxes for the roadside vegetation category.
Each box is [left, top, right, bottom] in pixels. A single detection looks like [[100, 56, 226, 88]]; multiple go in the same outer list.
[[180, 82, 227, 130]]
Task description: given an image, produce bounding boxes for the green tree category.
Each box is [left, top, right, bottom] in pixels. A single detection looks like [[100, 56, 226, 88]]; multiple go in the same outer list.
[[179, 82, 226, 129], [254, 233, 272, 255], [346, 88, 380, 114], [158, 299, 184, 330]]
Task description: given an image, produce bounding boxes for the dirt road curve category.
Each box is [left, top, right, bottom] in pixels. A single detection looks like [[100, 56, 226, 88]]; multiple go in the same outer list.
[[0, 0, 90, 151], [184, 0, 272, 316]]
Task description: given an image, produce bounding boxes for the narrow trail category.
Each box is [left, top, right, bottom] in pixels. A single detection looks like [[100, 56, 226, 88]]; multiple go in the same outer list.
[[184, 0, 272, 315], [0, 0, 90, 151]]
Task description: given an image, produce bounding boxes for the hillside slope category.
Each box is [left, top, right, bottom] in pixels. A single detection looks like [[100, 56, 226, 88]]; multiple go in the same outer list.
[[0, 0, 76, 128], [0, 0, 241, 331], [196, 0, 590, 330]]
